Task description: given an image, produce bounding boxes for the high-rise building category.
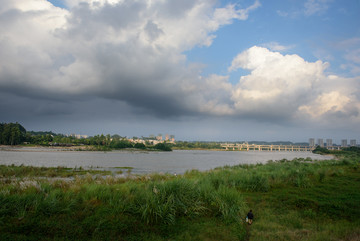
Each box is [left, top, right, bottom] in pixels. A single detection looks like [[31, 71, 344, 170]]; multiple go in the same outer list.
[[309, 138, 315, 147], [317, 138, 324, 147], [326, 139, 333, 147], [350, 139, 356, 146], [341, 139, 348, 147]]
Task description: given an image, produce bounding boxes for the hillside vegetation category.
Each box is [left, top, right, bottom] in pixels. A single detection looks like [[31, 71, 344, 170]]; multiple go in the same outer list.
[[0, 148, 359, 240]]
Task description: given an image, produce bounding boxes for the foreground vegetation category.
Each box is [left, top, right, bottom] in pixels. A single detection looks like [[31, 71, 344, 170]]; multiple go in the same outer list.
[[0, 149, 359, 240]]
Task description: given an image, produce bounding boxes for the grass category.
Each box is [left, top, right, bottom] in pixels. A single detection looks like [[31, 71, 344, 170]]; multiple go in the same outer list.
[[0, 164, 111, 178], [0, 149, 359, 240]]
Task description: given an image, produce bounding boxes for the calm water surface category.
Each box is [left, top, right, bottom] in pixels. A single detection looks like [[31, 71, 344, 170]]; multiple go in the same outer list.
[[0, 147, 332, 174]]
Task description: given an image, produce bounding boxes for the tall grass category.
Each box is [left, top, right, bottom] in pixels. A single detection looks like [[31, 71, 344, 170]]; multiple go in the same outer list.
[[0, 164, 111, 178], [0, 153, 359, 240]]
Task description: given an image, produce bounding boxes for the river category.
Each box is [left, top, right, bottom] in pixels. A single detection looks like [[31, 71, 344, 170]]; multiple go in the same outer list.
[[0, 147, 332, 174]]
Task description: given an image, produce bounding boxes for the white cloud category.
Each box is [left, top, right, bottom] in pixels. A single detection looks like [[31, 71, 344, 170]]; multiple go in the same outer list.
[[342, 49, 360, 74], [299, 91, 350, 118], [345, 49, 360, 65], [260, 42, 294, 52], [63, 0, 122, 9], [304, 0, 332, 16], [334, 38, 360, 75], [227, 46, 360, 125], [276, 10, 288, 17], [191, 74, 234, 115], [277, 0, 332, 18]]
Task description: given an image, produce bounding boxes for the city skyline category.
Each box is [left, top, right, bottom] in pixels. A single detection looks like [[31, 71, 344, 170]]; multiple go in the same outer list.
[[42, 130, 360, 145], [309, 138, 357, 147], [0, 0, 359, 142]]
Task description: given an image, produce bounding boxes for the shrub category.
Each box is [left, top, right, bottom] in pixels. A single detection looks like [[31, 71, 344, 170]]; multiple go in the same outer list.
[[134, 143, 146, 149], [153, 143, 172, 151]]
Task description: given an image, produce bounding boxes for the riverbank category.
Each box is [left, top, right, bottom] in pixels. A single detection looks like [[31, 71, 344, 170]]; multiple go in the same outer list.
[[0, 145, 89, 152], [0, 145, 170, 152], [5, 144, 223, 152], [0, 149, 359, 240]]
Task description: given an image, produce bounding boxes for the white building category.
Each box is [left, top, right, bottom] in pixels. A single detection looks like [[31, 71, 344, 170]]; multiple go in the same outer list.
[[317, 138, 324, 147], [350, 139, 356, 146], [309, 138, 315, 147], [341, 139, 348, 147], [326, 139, 333, 147]]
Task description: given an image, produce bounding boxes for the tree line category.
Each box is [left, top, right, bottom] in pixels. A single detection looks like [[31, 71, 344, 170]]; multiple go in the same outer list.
[[0, 122, 172, 151]]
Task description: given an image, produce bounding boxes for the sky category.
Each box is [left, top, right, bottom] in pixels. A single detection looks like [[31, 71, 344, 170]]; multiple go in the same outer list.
[[0, 0, 359, 143]]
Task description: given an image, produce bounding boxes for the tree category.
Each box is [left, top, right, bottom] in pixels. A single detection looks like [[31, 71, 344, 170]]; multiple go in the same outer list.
[[154, 143, 172, 151], [0, 122, 26, 145], [110, 139, 133, 149], [312, 146, 330, 154], [134, 143, 146, 149]]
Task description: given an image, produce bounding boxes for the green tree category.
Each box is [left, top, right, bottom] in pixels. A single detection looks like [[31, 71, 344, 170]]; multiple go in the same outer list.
[[109, 139, 133, 149], [312, 146, 330, 154], [0, 122, 26, 145], [154, 143, 172, 151], [134, 143, 146, 149]]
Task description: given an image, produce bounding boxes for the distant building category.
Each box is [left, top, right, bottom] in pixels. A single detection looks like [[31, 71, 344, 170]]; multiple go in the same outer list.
[[156, 134, 162, 141], [341, 139, 348, 147], [350, 139, 356, 147], [317, 138, 324, 147], [68, 134, 88, 139], [326, 139, 333, 147], [309, 138, 315, 147], [165, 134, 169, 141]]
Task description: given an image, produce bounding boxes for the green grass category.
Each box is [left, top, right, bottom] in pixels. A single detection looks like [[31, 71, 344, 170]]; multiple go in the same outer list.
[[0, 164, 111, 178], [0, 149, 359, 240]]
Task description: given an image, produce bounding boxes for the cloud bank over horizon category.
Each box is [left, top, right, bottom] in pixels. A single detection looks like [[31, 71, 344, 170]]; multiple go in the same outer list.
[[0, 0, 359, 141]]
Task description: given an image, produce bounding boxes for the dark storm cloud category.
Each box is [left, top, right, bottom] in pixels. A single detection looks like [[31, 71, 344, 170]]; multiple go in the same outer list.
[[0, 92, 74, 121], [0, 0, 261, 119]]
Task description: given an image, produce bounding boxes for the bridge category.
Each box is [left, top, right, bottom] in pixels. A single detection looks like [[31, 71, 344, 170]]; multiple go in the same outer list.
[[220, 143, 341, 152]]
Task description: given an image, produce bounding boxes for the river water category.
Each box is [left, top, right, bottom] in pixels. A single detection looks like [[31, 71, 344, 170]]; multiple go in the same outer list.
[[0, 147, 332, 174]]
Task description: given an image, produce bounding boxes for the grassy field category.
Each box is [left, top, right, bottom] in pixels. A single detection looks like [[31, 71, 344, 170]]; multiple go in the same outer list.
[[0, 148, 359, 240]]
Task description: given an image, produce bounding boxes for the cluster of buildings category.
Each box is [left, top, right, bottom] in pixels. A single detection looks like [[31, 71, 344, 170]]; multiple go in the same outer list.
[[67, 134, 89, 139], [309, 138, 357, 147], [129, 134, 175, 145], [67, 133, 175, 145]]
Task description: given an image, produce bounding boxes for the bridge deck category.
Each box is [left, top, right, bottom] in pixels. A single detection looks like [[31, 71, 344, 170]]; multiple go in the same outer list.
[[220, 143, 340, 151]]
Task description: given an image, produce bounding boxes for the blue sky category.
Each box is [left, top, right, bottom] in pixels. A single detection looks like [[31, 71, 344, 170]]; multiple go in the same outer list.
[[1, 0, 359, 142], [186, 0, 360, 79]]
